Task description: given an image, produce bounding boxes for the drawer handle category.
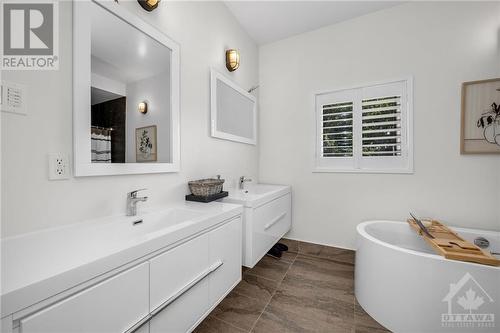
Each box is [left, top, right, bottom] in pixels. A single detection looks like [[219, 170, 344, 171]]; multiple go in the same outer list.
[[125, 260, 224, 333], [151, 260, 223, 316], [264, 212, 287, 230]]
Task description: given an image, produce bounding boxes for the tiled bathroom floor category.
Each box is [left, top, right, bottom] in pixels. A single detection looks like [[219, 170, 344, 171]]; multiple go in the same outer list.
[[195, 239, 391, 333]]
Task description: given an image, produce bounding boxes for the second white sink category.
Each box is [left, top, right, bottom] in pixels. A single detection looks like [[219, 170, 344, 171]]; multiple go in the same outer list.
[[223, 184, 291, 208], [222, 183, 292, 267]]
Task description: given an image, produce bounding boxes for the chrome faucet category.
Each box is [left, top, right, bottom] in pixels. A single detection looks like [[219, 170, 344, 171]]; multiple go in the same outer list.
[[126, 189, 148, 216], [239, 176, 252, 190]]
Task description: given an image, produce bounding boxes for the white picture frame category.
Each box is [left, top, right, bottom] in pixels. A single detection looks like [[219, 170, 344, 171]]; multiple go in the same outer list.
[[73, 0, 180, 176], [210, 69, 257, 145]]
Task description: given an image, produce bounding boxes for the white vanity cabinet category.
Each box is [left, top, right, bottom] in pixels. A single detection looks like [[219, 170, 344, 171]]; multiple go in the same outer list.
[[149, 217, 242, 333], [251, 193, 291, 262], [223, 184, 292, 268], [134, 324, 150, 333], [19, 262, 150, 333], [148, 233, 211, 333], [208, 218, 242, 304], [4, 213, 242, 333]]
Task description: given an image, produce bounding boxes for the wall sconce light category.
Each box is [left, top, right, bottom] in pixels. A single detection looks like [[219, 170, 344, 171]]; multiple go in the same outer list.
[[138, 0, 160, 12], [225, 49, 240, 72], [138, 101, 148, 114]]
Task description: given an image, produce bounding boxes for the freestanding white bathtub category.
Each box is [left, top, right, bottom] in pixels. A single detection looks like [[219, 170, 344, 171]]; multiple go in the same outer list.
[[355, 221, 500, 333]]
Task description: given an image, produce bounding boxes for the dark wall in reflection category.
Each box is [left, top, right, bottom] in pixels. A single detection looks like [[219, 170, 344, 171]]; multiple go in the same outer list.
[[91, 97, 126, 163]]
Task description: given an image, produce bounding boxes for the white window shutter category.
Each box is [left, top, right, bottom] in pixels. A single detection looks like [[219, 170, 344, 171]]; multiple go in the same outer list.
[[322, 101, 353, 157], [314, 78, 413, 173], [361, 96, 402, 157]]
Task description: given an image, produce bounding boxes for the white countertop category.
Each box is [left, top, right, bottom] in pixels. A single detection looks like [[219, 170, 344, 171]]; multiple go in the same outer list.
[[1, 201, 242, 317], [222, 184, 291, 208]]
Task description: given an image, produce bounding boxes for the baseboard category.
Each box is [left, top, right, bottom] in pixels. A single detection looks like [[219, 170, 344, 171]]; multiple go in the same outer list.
[[282, 236, 356, 251]]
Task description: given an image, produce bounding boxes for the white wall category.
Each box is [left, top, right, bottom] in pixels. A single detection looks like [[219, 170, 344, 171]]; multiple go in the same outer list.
[[125, 71, 170, 163], [497, 2, 500, 226], [497, 158, 500, 228], [1, 0, 259, 237], [259, 2, 500, 249], [91, 71, 127, 97]]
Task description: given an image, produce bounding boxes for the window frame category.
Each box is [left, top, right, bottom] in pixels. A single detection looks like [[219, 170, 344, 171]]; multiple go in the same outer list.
[[313, 77, 414, 174]]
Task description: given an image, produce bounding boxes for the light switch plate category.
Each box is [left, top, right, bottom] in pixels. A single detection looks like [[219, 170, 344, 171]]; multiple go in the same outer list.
[[48, 153, 70, 180], [1, 81, 27, 115]]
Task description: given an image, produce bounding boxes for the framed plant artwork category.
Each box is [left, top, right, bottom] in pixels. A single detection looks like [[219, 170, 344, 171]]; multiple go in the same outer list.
[[135, 125, 157, 162], [461, 78, 500, 154]]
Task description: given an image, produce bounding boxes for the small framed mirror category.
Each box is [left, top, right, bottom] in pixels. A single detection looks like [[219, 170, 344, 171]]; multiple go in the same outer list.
[[73, 0, 180, 176], [210, 69, 257, 145]]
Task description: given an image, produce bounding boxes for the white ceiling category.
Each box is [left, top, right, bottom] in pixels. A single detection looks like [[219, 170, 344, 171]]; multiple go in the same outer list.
[[224, 1, 402, 45], [90, 1, 170, 83], [91, 87, 124, 105]]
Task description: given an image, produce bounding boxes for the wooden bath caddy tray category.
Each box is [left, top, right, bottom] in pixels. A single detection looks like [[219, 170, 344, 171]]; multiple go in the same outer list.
[[407, 218, 500, 266]]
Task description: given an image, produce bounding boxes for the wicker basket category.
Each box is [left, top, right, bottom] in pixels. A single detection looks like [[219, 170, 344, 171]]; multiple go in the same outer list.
[[188, 178, 225, 197]]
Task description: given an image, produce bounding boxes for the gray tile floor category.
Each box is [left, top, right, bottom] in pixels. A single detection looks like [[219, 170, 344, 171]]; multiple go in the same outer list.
[[195, 239, 391, 333]]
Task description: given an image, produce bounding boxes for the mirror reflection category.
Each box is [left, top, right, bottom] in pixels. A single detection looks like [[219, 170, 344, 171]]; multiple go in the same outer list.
[[211, 70, 257, 145], [216, 79, 255, 140], [90, 2, 171, 163]]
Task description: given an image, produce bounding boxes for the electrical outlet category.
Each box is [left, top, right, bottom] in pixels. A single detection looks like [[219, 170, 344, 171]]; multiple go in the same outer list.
[[48, 153, 70, 180]]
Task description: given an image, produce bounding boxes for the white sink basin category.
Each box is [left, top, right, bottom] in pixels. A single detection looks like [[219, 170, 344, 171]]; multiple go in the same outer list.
[[1, 202, 242, 316], [132, 207, 205, 235], [2, 208, 207, 276], [223, 183, 291, 207]]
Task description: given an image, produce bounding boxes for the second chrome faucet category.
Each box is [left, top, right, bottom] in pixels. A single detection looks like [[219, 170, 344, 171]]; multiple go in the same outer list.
[[239, 176, 252, 190]]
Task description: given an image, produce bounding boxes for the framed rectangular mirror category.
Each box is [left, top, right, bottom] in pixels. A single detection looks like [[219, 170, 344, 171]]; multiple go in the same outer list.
[[73, 0, 180, 176], [210, 69, 257, 145]]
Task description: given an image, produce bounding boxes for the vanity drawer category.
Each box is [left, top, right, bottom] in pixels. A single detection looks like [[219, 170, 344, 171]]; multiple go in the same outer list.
[[134, 322, 149, 333], [149, 233, 210, 312], [19, 262, 149, 333], [253, 193, 291, 257], [208, 217, 242, 304], [254, 193, 291, 236], [149, 219, 241, 333], [149, 277, 208, 333]]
